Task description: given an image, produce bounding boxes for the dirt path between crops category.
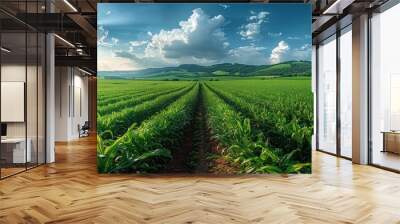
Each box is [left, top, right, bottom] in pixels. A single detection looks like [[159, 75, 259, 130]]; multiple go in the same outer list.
[[164, 83, 238, 174], [164, 85, 203, 173], [193, 89, 210, 173]]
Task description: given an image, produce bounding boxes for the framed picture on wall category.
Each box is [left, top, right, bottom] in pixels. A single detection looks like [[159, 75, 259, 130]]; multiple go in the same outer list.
[[96, 3, 313, 174]]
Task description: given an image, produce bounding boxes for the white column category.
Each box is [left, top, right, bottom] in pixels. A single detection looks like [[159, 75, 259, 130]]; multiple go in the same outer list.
[[46, 32, 55, 163], [352, 14, 369, 164]]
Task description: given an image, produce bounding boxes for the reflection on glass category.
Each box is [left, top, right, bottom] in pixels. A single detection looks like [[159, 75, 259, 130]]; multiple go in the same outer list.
[[340, 26, 352, 158], [318, 35, 337, 154]]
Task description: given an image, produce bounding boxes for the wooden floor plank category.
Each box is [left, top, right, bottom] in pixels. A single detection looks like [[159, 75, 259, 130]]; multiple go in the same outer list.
[[0, 136, 400, 223]]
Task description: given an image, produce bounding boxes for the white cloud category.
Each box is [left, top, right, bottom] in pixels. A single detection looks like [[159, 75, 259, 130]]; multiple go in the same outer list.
[[291, 43, 311, 61], [106, 10, 111, 15], [98, 56, 137, 71], [300, 43, 310, 50], [98, 26, 119, 47], [239, 11, 269, 40], [249, 11, 268, 21], [268, 32, 282, 37], [269, 41, 289, 64], [129, 40, 148, 53], [147, 31, 153, 36], [144, 8, 227, 61], [219, 4, 229, 9], [288, 36, 300, 40], [111, 37, 119, 45], [227, 45, 266, 65], [113, 8, 229, 68], [113, 51, 164, 69], [97, 26, 108, 45], [129, 40, 147, 47], [98, 48, 138, 71]]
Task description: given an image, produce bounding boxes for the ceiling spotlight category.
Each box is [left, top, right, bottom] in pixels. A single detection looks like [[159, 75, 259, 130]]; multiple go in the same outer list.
[[322, 0, 355, 15], [54, 34, 75, 48], [1, 47, 11, 53], [78, 67, 93, 76], [76, 48, 84, 55], [63, 0, 78, 12]]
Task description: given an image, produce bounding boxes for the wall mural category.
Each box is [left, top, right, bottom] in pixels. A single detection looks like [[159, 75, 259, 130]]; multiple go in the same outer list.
[[97, 3, 312, 174]]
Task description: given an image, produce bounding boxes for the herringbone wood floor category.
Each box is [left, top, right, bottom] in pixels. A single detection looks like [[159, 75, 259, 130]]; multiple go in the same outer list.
[[1, 136, 400, 224]]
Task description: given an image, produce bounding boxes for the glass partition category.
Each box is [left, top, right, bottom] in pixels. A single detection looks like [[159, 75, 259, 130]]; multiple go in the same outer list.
[[370, 3, 400, 171], [0, 1, 46, 179], [317, 34, 337, 154], [0, 31, 28, 177]]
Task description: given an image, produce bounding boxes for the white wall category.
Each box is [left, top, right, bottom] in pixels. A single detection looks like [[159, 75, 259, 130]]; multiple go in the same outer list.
[[54, 67, 89, 141], [55, 66, 70, 141], [72, 73, 89, 138]]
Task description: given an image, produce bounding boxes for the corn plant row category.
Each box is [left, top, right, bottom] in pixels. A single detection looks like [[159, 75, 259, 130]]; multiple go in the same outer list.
[[97, 90, 148, 107], [98, 80, 191, 95], [207, 81, 313, 127], [98, 86, 186, 116], [202, 85, 310, 173], [97, 84, 200, 173], [97, 84, 195, 141], [97, 81, 190, 106], [97, 85, 154, 97], [99, 83, 193, 122], [230, 90, 312, 128], [98, 87, 146, 97], [98, 84, 181, 106], [211, 84, 313, 146], [205, 83, 312, 163]]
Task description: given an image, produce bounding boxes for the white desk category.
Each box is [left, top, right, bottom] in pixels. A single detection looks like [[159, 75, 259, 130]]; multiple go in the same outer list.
[[1, 138, 31, 163]]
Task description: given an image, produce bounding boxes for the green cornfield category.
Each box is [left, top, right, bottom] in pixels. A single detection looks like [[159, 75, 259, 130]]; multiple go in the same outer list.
[[97, 78, 313, 174]]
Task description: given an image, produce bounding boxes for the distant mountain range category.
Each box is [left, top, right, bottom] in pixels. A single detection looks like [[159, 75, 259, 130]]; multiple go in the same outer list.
[[98, 61, 311, 80]]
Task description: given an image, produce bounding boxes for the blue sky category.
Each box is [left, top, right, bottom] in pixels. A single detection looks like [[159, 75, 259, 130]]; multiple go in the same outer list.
[[98, 3, 311, 71]]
